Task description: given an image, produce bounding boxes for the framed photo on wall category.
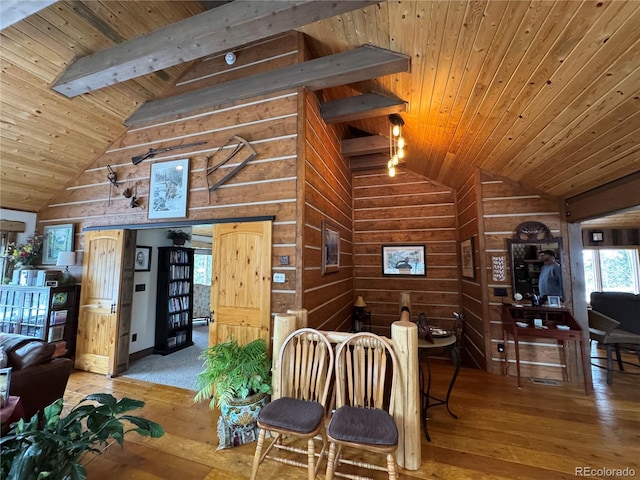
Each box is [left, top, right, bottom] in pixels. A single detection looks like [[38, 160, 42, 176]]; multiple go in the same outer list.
[[460, 237, 475, 280], [148, 158, 189, 219], [321, 220, 340, 274], [42, 223, 74, 264], [382, 244, 426, 276], [135, 246, 152, 272]]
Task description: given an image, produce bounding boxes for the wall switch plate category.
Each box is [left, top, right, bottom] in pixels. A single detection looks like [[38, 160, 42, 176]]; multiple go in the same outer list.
[[280, 255, 289, 265], [273, 273, 285, 283]]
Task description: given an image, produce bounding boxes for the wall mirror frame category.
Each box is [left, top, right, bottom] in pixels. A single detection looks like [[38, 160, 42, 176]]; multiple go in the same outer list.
[[506, 221, 562, 300]]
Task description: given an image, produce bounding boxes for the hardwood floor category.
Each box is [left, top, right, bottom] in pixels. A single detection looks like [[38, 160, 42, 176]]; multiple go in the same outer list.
[[64, 346, 639, 480]]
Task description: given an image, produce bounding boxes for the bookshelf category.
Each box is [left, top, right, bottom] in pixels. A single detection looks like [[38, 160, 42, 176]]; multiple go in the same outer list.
[[0, 285, 80, 358], [154, 247, 194, 355]]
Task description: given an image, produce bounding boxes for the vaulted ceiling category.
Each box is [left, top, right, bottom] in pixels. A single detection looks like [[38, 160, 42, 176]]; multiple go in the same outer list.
[[1, 1, 639, 225]]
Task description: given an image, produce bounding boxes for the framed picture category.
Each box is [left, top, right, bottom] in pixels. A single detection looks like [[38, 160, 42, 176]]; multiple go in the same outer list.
[[460, 237, 475, 280], [148, 158, 190, 219], [135, 246, 152, 272], [321, 220, 340, 274], [547, 295, 561, 308], [42, 224, 74, 264], [591, 231, 604, 242], [382, 244, 426, 276], [0, 367, 11, 404], [48, 325, 65, 342]]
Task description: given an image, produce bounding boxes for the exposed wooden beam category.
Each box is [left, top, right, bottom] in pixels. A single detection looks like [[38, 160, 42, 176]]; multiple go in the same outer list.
[[0, 220, 26, 233], [321, 93, 407, 124], [52, 0, 378, 97], [0, 0, 57, 31], [342, 135, 389, 157], [349, 154, 405, 171], [125, 45, 410, 126], [564, 171, 640, 223]]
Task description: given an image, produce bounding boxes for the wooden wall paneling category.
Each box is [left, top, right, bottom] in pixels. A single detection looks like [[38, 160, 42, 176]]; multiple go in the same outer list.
[[302, 90, 353, 331], [353, 170, 459, 336]]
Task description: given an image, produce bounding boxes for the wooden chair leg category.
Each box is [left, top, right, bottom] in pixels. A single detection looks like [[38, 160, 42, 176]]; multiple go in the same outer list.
[[307, 437, 315, 480], [606, 345, 614, 384], [614, 344, 625, 371], [325, 442, 337, 480], [250, 428, 266, 480], [387, 452, 398, 480]]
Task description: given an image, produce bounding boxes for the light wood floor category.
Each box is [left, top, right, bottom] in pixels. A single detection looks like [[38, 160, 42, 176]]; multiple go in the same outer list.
[[64, 346, 639, 480]]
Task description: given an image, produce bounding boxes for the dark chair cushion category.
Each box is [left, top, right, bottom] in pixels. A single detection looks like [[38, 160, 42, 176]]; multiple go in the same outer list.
[[590, 292, 640, 335], [0, 335, 55, 370], [328, 405, 398, 446], [258, 397, 324, 434]]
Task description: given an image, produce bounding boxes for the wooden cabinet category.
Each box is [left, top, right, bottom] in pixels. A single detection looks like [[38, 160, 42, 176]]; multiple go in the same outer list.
[[0, 285, 80, 358], [154, 247, 194, 355]]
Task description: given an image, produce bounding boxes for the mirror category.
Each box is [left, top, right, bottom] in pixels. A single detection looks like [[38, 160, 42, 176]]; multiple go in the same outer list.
[[507, 221, 562, 301]]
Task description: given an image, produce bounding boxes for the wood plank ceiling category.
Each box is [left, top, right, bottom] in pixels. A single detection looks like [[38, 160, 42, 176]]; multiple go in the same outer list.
[[1, 1, 639, 225]]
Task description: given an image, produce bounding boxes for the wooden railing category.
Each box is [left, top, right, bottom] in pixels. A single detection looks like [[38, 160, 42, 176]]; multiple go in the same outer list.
[[271, 307, 421, 470]]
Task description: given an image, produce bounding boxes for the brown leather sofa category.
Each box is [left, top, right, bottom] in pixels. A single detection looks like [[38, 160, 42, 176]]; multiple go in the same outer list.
[[0, 334, 73, 421], [588, 292, 640, 384]]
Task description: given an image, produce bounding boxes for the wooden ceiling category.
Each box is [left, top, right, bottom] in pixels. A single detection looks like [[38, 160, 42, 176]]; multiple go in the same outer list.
[[1, 1, 639, 226]]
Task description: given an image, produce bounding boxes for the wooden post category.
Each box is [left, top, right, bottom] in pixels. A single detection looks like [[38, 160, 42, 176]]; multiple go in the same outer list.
[[272, 313, 297, 400], [399, 292, 412, 319], [391, 318, 420, 470], [286, 308, 308, 329]]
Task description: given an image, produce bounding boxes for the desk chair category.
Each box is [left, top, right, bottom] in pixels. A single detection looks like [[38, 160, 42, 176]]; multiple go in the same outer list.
[[325, 332, 400, 480], [250, 328, 334, 480]]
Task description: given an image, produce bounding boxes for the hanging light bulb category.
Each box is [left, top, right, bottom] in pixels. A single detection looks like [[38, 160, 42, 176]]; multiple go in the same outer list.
[[388, 114, 406, 177]]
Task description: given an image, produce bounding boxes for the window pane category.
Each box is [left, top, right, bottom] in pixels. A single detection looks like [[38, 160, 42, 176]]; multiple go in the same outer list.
[[193, 253, 212, 285], [583, 249, 597, 302], [599, 249, 639, 293]]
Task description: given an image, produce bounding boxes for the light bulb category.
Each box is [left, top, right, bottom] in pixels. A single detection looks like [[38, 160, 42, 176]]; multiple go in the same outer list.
[[392, 154, 399, 166], [388, 159, 394, 169], [397, 147, 405, 159], [397, 137, 405, 149], [392, 125, 401, 137], [388, 166, 396, 177]]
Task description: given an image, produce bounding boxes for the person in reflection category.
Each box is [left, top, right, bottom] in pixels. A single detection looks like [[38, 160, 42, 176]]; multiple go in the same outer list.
[[538, 249, 563, 300]]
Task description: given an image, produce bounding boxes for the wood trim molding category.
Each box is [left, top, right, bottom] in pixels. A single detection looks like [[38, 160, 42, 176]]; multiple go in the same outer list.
[[321, 93, 407, 124]]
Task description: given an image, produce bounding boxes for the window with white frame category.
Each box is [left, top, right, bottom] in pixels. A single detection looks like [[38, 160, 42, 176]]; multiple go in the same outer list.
[[583, 248, 640, 303]]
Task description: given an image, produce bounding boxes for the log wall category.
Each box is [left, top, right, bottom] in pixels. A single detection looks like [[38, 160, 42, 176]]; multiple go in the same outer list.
[[302, 91, 353, 331], [353, 170, 460, 337], [478, 171, 574, 379], [37, 32, 304, 316]]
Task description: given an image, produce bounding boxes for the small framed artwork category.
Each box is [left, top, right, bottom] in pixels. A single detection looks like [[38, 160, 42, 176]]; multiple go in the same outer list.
[[547, 295, 562, 308], [42, 224, 74, 264], [460, 237, 475, 280], [382, 244, 426, 276], [321, 220, 340, 274], [591, 231, 604, 242], [135, 246, 152, 272], [148, 158, 190, 219], [0, 367, 11, 404], [48, 325, 65, 342]]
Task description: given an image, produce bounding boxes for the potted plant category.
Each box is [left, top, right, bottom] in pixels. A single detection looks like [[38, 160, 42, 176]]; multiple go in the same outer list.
[[0, 393, 164, 480], [167, 229, 191, 246], [194, 338, 272, 448]]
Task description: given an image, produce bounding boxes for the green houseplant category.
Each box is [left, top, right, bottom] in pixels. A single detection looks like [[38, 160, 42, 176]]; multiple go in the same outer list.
[[194, 337, 272, 410], [167, 229, 191, 246], [0, 393, 164, 480]]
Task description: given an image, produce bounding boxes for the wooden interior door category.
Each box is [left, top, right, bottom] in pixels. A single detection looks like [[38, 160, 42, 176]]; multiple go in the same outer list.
[[210, 221, 272, 347], [75, 229, 135, 376]]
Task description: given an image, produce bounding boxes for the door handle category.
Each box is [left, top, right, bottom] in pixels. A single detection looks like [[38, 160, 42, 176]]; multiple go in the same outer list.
[[111, 303, 117, 313]]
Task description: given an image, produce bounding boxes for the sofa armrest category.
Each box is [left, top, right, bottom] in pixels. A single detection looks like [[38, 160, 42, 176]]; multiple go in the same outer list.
[[9, 357, 73, 421], [588, 309, 620, 334]]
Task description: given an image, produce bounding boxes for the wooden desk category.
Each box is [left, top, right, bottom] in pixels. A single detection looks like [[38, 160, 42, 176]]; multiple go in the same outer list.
[[502, 305, 591, 394]]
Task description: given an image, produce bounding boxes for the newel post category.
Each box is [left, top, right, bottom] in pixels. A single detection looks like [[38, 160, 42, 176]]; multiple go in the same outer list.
[[391, 315, 420, 470], [271, 313, 297, 400]]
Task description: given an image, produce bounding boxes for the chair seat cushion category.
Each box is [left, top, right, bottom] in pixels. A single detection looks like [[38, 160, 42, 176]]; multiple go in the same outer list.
[[258, 397, 324, 434], [328, 406, 398, 446]]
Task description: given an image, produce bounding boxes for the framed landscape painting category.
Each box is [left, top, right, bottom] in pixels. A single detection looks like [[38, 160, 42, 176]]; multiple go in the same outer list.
[[42, 224, 74, 264], [322, 220, 340, 274], [148, 159, 189, 219]]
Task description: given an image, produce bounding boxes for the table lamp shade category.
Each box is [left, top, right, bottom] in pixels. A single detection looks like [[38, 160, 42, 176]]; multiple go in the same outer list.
[[354, 295, 367, 308], [56, 251, 76, 267]]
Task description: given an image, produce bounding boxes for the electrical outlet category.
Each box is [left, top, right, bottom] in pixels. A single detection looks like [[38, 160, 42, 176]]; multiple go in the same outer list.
[[132, 333, 137, 342], [497, 343, 505, 353]]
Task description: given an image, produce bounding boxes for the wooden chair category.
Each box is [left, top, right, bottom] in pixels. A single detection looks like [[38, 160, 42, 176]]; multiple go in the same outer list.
[[250, 328, 334, 480], [325, 332, 400, 480]]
